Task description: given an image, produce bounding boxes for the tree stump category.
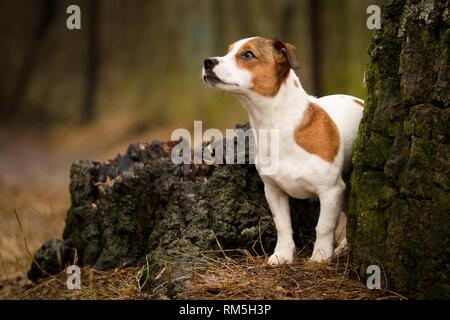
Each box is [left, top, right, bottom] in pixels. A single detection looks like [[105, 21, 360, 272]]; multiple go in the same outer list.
[[29, 124, 320, 288]]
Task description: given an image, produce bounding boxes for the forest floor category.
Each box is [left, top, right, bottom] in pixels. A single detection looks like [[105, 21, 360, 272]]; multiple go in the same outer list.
[[0, 117, 404, 300], [2, 251, 404, 300]]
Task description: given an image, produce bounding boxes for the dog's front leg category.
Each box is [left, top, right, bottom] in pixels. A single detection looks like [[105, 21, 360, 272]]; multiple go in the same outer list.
[[310, 181, 345, 262], [264, 184, 295, 265]]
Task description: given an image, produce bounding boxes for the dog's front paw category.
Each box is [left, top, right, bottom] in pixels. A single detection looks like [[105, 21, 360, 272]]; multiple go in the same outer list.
[[268, 245, 295, 265]]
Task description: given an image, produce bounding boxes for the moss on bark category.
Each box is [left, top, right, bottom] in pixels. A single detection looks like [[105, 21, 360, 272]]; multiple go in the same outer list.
[[349, 0, 450, 299]]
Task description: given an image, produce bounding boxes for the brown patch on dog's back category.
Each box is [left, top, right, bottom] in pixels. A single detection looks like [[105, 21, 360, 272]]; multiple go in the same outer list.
[[294, 103, 340, 163], [235, 38, 291, 97], [353, 99, 364, 108]]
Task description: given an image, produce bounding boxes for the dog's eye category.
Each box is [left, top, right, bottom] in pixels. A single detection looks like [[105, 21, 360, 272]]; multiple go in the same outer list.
[[241, 51, 255, 60]]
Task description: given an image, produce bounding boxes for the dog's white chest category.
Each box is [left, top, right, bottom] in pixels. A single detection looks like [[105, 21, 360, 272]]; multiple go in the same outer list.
[[256, 156, 316, 200]]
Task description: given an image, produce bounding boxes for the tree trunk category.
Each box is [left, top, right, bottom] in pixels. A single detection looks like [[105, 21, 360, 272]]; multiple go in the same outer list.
[[308, 0, 323, 96], [82, 0, 100, 124], [349, 0, 450, 299], [4, 0, 56, 121], [279, 0, 296, 41]]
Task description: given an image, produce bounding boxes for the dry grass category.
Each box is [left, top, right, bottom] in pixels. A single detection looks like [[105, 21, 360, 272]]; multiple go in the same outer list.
[[0, 183, 68, 281], [1, 250, 404, 300], [158, 250, 405, 300], [1, 267, 144, 300]]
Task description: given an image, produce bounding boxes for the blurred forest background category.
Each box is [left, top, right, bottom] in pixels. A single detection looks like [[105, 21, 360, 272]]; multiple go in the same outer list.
[[0, 0, 380, 283]]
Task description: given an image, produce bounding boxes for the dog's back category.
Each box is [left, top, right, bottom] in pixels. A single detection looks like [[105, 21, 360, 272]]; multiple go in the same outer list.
[[312, 94, 364, 174]]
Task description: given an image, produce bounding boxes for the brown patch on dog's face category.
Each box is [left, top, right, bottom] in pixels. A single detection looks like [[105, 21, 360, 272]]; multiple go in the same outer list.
[[294, 103, 340, 163], [234, 38, 299, 97], [353, 99, 364, 108]]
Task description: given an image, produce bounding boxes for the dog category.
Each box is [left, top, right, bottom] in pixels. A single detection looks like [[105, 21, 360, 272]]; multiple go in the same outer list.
[[202, 37, 364, 265]]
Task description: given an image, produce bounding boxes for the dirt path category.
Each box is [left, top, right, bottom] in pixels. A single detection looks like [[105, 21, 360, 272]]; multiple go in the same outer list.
[[0, 121, 171, 283], [0, 132, 73, 187]]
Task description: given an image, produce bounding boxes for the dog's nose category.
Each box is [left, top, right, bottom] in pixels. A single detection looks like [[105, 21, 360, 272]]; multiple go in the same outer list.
[[204, 58, 219, 70]]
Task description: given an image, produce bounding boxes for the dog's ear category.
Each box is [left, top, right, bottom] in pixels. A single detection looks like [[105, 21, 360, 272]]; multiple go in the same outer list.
[[273, 40, 300, 75], [282, 42, 300, 71]]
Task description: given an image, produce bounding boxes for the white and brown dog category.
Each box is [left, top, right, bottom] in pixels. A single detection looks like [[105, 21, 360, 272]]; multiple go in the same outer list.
[[202, 37, 364, 265]]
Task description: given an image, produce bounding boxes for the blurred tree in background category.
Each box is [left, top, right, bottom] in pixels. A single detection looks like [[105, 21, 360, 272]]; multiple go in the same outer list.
[[0, 0, 379, 132]]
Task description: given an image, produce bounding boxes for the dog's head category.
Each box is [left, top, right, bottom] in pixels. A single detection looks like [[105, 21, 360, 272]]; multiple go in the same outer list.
[[202, 37, 299, 98]]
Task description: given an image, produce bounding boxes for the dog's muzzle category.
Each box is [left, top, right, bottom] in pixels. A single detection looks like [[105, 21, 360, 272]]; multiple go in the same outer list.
[[203, 58, 223, 85]]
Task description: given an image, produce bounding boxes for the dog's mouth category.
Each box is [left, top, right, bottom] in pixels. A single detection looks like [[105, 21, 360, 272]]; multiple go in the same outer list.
[[203, 72, 238, 88], [203, 73, 223, 84]]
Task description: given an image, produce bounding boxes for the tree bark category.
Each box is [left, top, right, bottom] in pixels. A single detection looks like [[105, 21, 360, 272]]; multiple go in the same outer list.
[[349, 0, 450, 299]]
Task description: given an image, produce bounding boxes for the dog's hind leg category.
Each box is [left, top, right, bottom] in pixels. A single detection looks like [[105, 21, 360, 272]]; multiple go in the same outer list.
[[334, 178, 349, 256], [334, 211, 348, 256]]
